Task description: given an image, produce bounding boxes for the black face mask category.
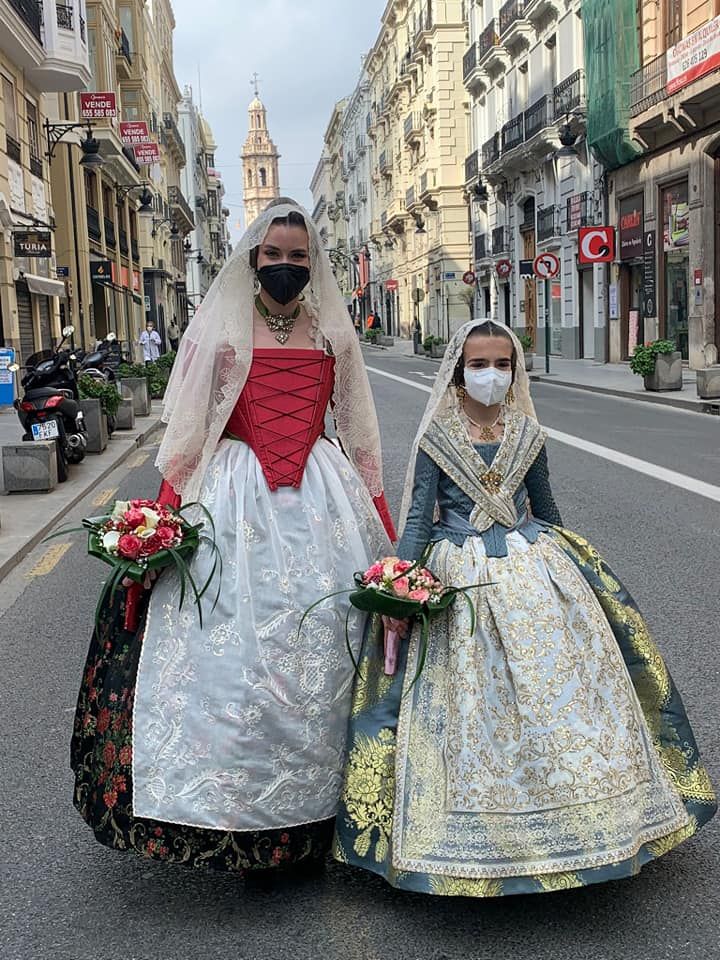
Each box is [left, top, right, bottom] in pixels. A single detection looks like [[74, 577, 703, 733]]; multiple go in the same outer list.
[[257, 264, 310, 306]]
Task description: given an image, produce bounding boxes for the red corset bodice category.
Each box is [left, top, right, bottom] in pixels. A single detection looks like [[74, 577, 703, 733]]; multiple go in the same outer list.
[[224, 348, 335, 490]]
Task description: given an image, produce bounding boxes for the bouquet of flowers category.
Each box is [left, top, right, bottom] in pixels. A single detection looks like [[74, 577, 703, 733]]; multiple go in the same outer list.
[[48, 498, 221, 627], [300, 548, 483, 691]]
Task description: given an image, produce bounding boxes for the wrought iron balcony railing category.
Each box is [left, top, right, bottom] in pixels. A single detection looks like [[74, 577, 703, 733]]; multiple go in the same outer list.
[[10, 0, 42, 42], [524, 94, 550, 140], [501, 113, 524, 152]]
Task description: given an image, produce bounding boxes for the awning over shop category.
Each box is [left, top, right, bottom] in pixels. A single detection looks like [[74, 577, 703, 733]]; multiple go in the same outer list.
[[23, 273, 67, 298]]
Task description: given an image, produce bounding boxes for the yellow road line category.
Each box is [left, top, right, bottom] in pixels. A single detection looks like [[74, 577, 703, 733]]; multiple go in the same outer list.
[[26, 542, 72, 578], [92, 486, 118, 507], [127, 452, 149, 468]]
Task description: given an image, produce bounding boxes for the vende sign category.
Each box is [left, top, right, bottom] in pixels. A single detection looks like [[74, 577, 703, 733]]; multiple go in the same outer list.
[[667, 15, 720, 94], [134, 142, 160, 164], [80, 92, 117, 119], [119, 121, 150, 145]]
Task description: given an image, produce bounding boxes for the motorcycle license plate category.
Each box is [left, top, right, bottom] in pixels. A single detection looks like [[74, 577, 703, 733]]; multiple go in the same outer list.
[[31, 420, 60, 441]]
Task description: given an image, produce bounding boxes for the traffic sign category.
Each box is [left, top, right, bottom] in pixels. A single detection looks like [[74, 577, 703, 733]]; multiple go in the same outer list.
[[519, 259, 534, 279], [462, 270, 476, 285], [578, 226, 615, 264], [533, 252, 560, 279], [496, 259, 512, 279]]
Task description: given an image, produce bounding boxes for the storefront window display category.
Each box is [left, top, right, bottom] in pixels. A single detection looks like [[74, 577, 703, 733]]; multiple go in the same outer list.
[[663, 182, 689, 359]]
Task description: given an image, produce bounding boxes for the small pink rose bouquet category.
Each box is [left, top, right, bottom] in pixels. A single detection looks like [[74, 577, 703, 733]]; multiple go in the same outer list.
[[301, 547, 484, 691]]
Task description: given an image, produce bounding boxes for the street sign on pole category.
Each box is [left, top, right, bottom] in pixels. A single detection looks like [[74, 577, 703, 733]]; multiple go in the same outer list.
[[532, 254, 560, 374], [519, 259, 534, 278], [578, 226, 615, 264]]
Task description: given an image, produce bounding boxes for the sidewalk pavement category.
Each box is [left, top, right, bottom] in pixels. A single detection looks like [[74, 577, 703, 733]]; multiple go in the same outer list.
[[0, 401, 164, 583], [362, 339, 716, 414]]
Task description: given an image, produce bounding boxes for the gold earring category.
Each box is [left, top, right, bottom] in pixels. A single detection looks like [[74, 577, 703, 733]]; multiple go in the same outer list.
[[506, 385, 515, 404], [254, 274, 261, 295], [456, 384, 466, 402]]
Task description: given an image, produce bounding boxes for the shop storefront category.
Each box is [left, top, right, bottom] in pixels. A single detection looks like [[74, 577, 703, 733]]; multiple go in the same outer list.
[[662, 181, 690, 359], [617, 193, 645, 359]]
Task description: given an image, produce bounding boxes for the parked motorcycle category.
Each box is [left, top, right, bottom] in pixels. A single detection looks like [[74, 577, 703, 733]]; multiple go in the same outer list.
[[10, 325, 87, 483], [76, 332, 120, 434]]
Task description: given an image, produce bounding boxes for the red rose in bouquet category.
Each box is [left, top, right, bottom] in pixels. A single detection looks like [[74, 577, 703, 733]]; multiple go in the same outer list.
[[117, 533, 143, 560]]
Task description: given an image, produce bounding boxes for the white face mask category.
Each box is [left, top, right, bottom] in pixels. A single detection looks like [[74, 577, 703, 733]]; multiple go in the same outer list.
[[463, 367, 512, 407]]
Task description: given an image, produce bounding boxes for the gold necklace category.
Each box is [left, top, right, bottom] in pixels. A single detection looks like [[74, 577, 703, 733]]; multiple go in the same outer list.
[[255, 294, 300, 345], [463, 405, 504, 443]]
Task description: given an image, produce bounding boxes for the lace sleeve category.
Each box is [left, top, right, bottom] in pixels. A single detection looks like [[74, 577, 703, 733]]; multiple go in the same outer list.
[[396, 450, 440, 561], [525, 445, 563, 526]]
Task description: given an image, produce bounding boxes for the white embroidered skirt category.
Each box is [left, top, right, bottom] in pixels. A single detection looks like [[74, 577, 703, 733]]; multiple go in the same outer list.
[[132, 438, 389, 831]]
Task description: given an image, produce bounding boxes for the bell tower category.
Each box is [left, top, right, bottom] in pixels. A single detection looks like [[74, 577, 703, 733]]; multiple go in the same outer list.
[[241, 76, 280, 228]]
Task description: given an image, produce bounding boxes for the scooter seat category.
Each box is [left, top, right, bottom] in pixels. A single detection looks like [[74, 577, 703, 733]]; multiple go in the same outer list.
[[24, 387, 74, 401]]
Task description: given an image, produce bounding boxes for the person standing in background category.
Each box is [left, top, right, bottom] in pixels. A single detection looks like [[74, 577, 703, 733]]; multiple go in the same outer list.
[[139, 320, 161, 364]]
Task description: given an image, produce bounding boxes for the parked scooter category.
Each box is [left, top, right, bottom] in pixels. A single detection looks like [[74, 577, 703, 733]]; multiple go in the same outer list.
[[10, 325, 87, 483], [76, 332, 120, 434]]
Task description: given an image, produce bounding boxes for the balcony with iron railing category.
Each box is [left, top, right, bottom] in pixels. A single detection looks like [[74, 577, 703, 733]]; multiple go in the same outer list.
[[356, 133, 366, 154], [116, 27, 132, 78], [524, 94, 550, 140], [464, 150, 479, 184], [381, 211, 388, 229], [630, 54, 668, 118], [404, 112, 422, 142], [482, 132, 500, 168], [162, 113, 185, 158], [87, 206, 101, 242], [537, 205, 559, 242], [492, 226, 506, 255], [104, 216, 116, 249], [501, 113, 524, 153], [413, 9, 433, 48], [553, 69, 585, 119], [9, 0, 42, 42], [358, 182, 368, 201], [463, 42, 478, 81], [119, 227, 129, 256], [30, 153, 43, 178], [478, 20, 501, 61], [168, 185, 195, 231], [474, 232, 488, 260], [347, 150, 356, 170], [406, 185, 416, 209], [499, 0, 533, 45], [131, 237, 140, 261], [56, 3, 74, 29], [379, 150, 393, 176]]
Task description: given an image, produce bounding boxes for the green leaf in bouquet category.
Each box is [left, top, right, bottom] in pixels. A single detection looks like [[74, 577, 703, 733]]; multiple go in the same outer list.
[[296, 588, 354, 642], [344, 605, 363, 679]]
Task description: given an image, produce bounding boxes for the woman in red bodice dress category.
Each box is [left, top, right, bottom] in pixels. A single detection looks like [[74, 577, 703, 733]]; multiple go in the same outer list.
[[71, 199, 395, 874]]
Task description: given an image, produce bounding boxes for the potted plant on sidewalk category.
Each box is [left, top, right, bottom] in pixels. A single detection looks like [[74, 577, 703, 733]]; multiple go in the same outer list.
[[629, 339, 682, 391], [518, 333, 534, 372], [423, 335, 447, 359]]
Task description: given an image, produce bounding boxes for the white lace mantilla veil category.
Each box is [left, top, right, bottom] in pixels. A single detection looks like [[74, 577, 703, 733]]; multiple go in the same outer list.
[[155, 200, 384, 503], [398, 318, 538, 532]]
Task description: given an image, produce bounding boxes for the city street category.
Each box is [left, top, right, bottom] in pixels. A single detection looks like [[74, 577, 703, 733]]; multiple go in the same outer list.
[[1, 354, 719, 960]]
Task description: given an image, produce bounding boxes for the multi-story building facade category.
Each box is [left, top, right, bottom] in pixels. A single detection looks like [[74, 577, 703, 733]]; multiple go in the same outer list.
[[241, 93, 279, 229], [592, 0, 720, 368], [310, 150, 334, 249], [0, 1, 91, 364], [365, 0, 471, 340], [179, 87, 229, 317], [465, 0, 605, 359], [322, 99, 352, 296]]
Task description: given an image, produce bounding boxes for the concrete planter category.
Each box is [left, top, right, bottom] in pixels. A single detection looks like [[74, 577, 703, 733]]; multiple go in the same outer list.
[[696, 366, 720, 399], [115, 397, 136, 430], [377, 335, 394, 346], [430, 343, 447, 359], [79, 399, 108, 454], [643, 351, 682, 392], [524, 352, 534, 372], [414, 341, 425, 355], [2, 441, 58, 492], [120, 377, 151, 417]]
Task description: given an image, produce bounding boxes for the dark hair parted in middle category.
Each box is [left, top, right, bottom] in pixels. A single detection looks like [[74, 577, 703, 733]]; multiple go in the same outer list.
[[249, 198, 309, 270], [451, 321, 518, 387]]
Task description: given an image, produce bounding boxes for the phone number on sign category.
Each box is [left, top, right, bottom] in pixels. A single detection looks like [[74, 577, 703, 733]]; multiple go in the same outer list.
[[679, 48, 708, 71]]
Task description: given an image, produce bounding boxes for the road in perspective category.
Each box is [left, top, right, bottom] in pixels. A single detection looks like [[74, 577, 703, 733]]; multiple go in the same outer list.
[[1, 351, 718, 960]]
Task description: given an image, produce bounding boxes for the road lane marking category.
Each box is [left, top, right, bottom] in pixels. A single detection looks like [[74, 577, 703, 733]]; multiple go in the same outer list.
[[92, 486, 117, 507], [127, 452, 149, 468], [26, 542, 72, 578], [410, 370, 438, 381], [366, 365, 720, 505]]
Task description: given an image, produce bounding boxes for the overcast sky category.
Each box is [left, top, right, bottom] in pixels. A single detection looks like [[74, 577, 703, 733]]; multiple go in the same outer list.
[[171, 0, 386, 241]]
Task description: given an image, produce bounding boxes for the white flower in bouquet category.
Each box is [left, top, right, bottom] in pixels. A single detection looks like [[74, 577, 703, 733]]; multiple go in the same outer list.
[[111, 500, 130, 519], [141, 507, 161, 529], [102, 530, 121, 554]]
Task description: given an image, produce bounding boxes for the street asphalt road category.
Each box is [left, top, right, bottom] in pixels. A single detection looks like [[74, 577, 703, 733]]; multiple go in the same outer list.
[[1, 352, 719, 960]]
